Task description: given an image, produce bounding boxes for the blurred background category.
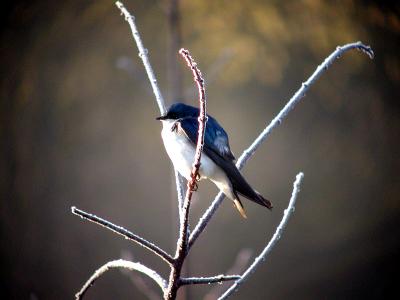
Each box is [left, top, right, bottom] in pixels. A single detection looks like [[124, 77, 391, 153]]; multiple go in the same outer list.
[[1, 0, 399, 299]]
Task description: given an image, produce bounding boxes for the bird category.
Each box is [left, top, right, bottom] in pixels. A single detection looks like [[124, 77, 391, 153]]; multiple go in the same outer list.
[[157, 102, 272, 218]]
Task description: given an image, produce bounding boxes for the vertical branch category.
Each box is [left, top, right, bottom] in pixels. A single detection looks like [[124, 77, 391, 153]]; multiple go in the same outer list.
[[166, 0, 183, 101], [116, 0, 186, 239], [165, 49, 207, 300], [175, 169, 185, 215], [165, 0, 187, 268], [177, 48, 207, 254], [116, 1, 166, 115]]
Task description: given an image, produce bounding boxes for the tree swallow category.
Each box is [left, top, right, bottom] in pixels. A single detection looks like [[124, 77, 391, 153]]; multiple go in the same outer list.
[[157, 103, 272, 218]]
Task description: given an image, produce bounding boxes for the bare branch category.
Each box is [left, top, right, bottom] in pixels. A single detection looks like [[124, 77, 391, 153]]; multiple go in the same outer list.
[[120, 250, 163, 300], [71, 207, 174, 265], [180, 275, 241, 286], [75, 259, 167, 300], [235, 42, 373, 170], [79, 4, 374, 300], [115, 1, 166, 115], [188, 41, 374, 249], [164, 48, 208, 300], [177, 48, 208, 239], [115, 1, 186, 229], [218, 172, 305, 299], [185, 48, 234, 98], [175, 169, 185, 215]]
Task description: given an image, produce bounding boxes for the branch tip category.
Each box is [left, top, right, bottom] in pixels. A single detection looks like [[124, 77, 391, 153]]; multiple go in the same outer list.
[[218, 172, 305, 299], [189, 41, 374, 250], [71, 206, 174, 265], [165, 48, 207, 299], [115, 0, 166, 115]]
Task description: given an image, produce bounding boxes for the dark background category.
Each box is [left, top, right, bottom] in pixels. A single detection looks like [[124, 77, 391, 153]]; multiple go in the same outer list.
[[1, 0, 399, 299]]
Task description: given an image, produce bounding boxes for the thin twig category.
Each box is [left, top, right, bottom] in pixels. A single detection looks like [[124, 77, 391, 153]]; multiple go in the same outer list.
[[120, 250, 163, 300], [179, 275, 241, 286], [164, 48, 208, 300], [178, 47, 208, 234], [185, 48, 234, 98], [75, 259, 167, 300], [115, 0, 186, 230], [175, 169, 185, 216], [166, 0, 183, 101], [218, 172, 304, 299], [71, 207, 174, 265], [116, 1, 166, 115], [188, 41, 374, 249]]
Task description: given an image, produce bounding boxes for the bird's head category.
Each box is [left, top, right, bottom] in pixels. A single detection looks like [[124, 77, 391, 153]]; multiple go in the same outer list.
[[156, 102, 199, 121]]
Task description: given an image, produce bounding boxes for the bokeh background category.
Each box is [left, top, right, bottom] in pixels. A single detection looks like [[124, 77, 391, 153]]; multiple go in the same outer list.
[[1, 0, 399, 299]]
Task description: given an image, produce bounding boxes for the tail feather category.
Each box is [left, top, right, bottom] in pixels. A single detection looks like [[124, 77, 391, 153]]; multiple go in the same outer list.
[[229, 167, 273, 210], [254, 191, 273, 209], [233, 198, 247, 219], [201, 145, 272, 211]]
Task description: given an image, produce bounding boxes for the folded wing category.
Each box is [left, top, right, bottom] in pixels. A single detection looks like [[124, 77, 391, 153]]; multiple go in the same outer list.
[[178, 117, 272, 209]]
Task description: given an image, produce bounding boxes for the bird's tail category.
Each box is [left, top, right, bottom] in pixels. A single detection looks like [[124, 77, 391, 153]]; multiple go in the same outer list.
[[229, 168, 273, 210], [233, 198, 247, 219], [253, 190, 273, 209], [232, 190, 272, 219], [205, 149, 272, 215]]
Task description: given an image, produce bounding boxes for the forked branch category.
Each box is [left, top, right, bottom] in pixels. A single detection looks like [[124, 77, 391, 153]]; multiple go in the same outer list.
[[71, 2, 374, 299], [188, 41, 374, 250]]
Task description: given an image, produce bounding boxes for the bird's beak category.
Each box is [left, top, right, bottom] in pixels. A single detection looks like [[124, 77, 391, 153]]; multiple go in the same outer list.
[[156, 115, 168, 120]]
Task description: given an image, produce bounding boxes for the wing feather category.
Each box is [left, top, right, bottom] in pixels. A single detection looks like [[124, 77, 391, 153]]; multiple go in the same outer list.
[[179, 117, 235, 161], [178, 117, 272, 209]]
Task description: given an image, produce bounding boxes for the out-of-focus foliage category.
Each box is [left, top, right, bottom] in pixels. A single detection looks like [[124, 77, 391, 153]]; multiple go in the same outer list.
[[0, 1, 399, 299], [184, 0, 366, 86]]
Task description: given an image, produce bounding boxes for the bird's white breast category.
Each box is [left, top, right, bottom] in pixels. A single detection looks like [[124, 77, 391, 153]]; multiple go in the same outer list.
[[160, 120, 235, 200], [161, 120, 209, 179]]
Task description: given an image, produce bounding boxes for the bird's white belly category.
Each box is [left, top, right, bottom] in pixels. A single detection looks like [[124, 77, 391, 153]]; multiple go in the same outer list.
[[161, 120, 214, 180], [161, 120, 235, 200]]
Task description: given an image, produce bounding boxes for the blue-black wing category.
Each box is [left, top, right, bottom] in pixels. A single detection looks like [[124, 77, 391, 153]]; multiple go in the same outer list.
[[178, 117, 272, 209], [179, 116, 235, 161]]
